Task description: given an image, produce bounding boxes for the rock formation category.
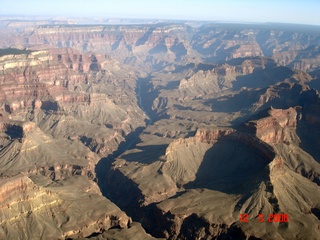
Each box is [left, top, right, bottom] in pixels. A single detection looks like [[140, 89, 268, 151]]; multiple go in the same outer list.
[[106, 106, 320, 239]]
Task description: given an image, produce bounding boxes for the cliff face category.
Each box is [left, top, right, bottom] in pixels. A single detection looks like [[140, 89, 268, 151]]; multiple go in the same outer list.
[[249, 107, 299, 144], [0, 46, 148, 239], [2, 23, 320, 71], [21, 24, 193, 68], [0, 47, 147, 156], [0, 49, 87, 114]]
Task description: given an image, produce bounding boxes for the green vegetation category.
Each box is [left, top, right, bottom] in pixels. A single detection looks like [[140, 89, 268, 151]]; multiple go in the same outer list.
[[0, 48, 33, 57]]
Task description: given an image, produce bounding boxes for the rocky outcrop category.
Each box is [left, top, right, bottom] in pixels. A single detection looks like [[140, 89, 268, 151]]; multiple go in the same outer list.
[[195, 128, 275, 162], [178, 57, 278, 97], [248, 107, 299, 144], [0, 120, 98, 177], [0, 174, 132, 240], [194, 128, 235, 143], [104, 103, 320, 239]]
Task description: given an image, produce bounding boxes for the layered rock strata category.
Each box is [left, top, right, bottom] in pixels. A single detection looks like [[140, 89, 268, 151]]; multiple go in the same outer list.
[[105, 106, 320, 239], [0, 21, 319, 239], [0, 45, 148, 238]]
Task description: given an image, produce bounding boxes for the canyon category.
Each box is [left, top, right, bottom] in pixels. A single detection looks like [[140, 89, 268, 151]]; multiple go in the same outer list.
[[0, 18, 319, 239]]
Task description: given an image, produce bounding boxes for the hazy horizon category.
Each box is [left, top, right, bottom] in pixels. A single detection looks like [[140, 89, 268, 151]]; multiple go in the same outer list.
[[0, 0, 319, 26]]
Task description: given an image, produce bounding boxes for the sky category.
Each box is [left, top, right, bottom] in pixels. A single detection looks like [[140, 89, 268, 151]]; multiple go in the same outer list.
[[0, 0, 319, 26]]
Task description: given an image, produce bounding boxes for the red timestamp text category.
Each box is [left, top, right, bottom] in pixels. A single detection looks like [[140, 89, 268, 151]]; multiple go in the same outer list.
[[239, 213, 289, 223]]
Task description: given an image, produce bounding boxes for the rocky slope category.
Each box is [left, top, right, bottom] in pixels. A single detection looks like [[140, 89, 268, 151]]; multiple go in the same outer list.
[[0, 174, 132, 239], [105, 106, 320, 240], [0, 44, 150, 238]]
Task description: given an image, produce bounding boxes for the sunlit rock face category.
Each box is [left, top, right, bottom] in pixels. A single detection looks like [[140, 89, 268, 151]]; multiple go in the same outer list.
[[0, 20, 319, 239]]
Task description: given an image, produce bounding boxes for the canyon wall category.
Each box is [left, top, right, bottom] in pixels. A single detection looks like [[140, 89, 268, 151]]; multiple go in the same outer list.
[[1, 23, 320, 72], [0, 21, 319, 239]]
